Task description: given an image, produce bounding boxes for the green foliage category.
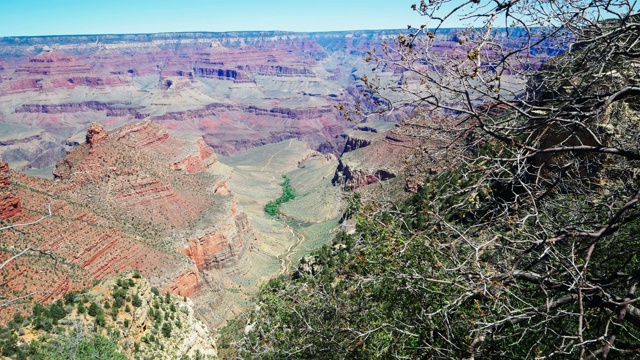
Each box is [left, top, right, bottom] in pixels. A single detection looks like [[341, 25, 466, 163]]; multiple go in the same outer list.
[[31, 301, 69, 332], [132, 293, 143, 307], [38, 332, 126, 359], [112, 286, 127, 309], [95, 313, 106, 327], [151, 287, 160, 297], [63, 291, 78, 306], [0, 330, 20, 357], [110, 305, 119, 321], [47, 301, 67, 322], [133, 269, 142, 279], [11, 312, 25, 328], [161, 322, 172, 338], [264, 175, 296, 216], [233, 144, 640, 358], [88, 302, 102, 317]]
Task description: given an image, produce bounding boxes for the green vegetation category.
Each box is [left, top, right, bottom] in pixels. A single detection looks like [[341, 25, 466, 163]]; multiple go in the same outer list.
[[0, 272, 206, 359], [222, 1, 640, 358], [0, 300, 125, 359], [132, 293, 143, 307], [264, 175, 296, 216], [161, 322, 172, 338]]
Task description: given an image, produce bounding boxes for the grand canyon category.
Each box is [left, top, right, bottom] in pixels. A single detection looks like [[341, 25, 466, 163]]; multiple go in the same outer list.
[[0, 29, 438, 353], [0, 24, 562, 358]]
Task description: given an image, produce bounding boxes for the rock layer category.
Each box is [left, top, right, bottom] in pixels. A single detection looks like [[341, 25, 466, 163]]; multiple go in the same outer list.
[[0, 121, 254, 327], [0, 161, 21, 219]]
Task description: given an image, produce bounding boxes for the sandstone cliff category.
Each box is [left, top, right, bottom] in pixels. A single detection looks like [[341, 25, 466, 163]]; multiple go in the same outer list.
[[0, 121, 255, 329], [333, 115, 461, 192], [0, 161, 21, 219]]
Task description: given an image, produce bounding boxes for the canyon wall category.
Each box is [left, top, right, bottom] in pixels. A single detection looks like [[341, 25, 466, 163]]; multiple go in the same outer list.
[[0, 121, 254, 327], [0, 30, 416, 172]]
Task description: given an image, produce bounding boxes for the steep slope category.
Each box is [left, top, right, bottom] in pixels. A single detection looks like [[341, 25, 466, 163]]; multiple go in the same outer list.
[[0, 121, 255, 328], [0, 272, 216, 359], [332, 115, 463, 194], [0, 31, 389, 172]]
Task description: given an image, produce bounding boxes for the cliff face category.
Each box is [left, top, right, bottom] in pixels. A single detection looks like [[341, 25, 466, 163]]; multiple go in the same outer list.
[[0, 30, 423, 170], [183, 203, 252, 272], [333, 116, 460, 192], [0, 121, 255, 328], [0, 161, 21, 219]]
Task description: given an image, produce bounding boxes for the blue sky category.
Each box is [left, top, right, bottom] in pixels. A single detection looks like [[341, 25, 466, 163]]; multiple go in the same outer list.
[[0, 0, 432, 37]]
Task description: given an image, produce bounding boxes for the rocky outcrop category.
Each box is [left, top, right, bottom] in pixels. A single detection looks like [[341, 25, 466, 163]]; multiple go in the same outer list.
[[118, 275, 217, 359], [1, 121, 255, 330], [85, 122, 108, 147], [333, 116, 462, 192], [0, 161, 9, 187], [255, 65, 315, 77], [183, 202, 253, 272], [332, 158, 397, 189], [14, 274, 217, 359], [152, 102, 336, 122], [172, 139, 217, 174], [0, 190, 21, 220], [342, 133, 373, 153], [151, 102, 345, 155], [163, 264, 205, 298], [193, 67, 255, 83], [0, 161, 21, 219], [15, 48, 92, 76]]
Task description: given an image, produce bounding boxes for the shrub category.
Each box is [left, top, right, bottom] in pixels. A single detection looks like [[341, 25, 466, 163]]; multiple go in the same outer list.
[[95, 314, 106, 327], [161, 322, 172, 338], [132, 294, 143, 308], [88, 302, 101, 317]]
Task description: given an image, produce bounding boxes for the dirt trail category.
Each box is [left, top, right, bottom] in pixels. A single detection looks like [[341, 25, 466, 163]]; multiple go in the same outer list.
[[260, 139, 293, 172], [277, 219, 305, 276]]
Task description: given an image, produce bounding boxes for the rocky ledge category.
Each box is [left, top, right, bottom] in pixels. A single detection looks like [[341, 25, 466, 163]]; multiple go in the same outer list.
[[0, 121, 255, 330], [0, 161, 21, 219]]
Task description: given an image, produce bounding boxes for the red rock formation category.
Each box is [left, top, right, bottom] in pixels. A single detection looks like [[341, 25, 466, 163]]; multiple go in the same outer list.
[[0, 161, 21, 219], [0, 121, 254, 326], [86, 122, 108, 147], [164, 265, 204, 297], [16, 48, 92, 76], [0, 194, 21, 220], [0, 161, 9, 187], [172, 139, 217, 174], [183, 210, 252, 272], [213, 179, 230, 195]]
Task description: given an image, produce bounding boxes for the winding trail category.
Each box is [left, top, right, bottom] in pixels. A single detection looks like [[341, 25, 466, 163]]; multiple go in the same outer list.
[[277, 218, 306, 276], [260, 139, 294, 172]]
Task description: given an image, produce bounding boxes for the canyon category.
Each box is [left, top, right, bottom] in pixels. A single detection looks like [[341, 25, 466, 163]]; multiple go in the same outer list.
[[0, 121, 258, 325], [0, 30, 412, 174], [0, 29, 551, 345]]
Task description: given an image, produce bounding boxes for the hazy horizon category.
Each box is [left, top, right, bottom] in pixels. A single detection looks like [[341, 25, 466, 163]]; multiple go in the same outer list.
[[0, 0, 456, 38]]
